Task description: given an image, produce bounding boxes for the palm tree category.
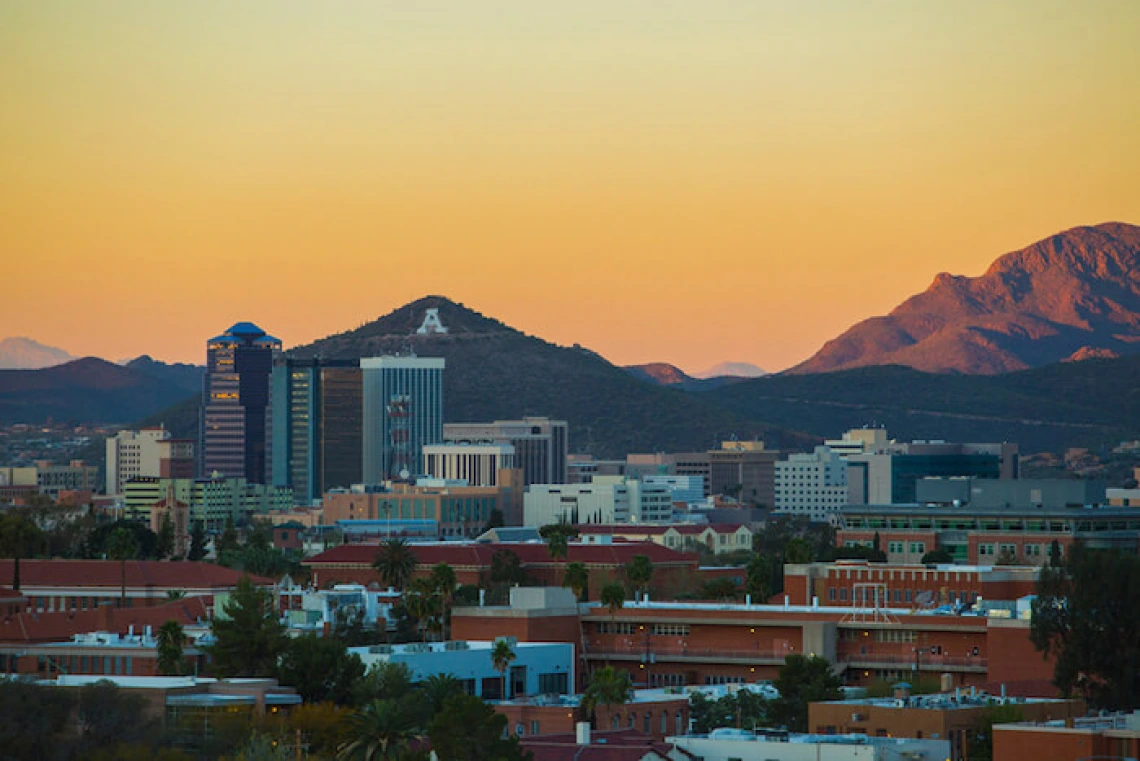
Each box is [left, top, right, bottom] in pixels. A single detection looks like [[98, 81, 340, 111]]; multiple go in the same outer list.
[[418, 673, 464, 715], [599, 582, 625, 666], [624, 554, 653, 599], [539, 523, 577, 585], [337, 698, 419, 760], [490, 638, 516, 701], [156, 619, 185, 676], [0, 511, 44, 592], [429, 563, 457, 639], [106, 528, 139, 608], [372, 537, 418, 591], [562, 562, 589, 602], [581, 666, 634, 726], [404, 577, 441, 641], [166, 588, 187, 601]]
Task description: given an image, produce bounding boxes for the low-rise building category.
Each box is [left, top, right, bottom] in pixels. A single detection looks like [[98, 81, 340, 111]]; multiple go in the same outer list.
[[993, 711, 1140, 761], [668, 730, 949, 761], [577, 524, 753, 555], [123, 476, 293, 531], [524, 476, 674, 526], [809, 687, 1083, 760], [350, 638, 574, 701]]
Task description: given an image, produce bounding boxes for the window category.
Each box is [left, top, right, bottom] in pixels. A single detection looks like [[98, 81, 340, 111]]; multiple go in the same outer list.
[[1025, 544, 1042, 557], [828, 588, 837, 602], [908, 542, 926, 555], [530, 721, 540, 736], [538, 672, 568, 694], [978, 543, 994, 557]]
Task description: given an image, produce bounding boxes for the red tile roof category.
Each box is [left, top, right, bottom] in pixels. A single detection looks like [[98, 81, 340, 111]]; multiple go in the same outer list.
[[0, 596, 209, 644], [0, 560, 272, 590], [305, 541, 697, 569]]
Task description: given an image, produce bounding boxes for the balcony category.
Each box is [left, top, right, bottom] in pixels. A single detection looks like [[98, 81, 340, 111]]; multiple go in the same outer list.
[[839, 652, 987, 673]]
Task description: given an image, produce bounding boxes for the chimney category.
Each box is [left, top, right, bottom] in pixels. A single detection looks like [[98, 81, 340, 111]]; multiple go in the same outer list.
[[575, 722, 591, 745]]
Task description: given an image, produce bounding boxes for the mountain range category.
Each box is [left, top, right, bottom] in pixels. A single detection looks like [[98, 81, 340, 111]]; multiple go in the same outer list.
[[791, 222, 1140, 374], [0, 337, 76, 369], [2, 222, 1137, 455]]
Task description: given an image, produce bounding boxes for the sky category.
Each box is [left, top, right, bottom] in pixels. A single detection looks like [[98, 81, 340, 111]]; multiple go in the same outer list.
[[2, 2, 1139, 374]]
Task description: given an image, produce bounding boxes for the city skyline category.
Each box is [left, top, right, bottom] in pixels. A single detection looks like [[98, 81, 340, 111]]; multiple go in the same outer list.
[[3, 3, 1139, 373]]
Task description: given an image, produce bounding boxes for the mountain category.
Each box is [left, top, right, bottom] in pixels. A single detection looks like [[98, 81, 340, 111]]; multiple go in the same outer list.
[[696, 362, 766, 379], [0, 358, 202, 424], [625, 363, 695, 386], [291, 295, 809, 457], [124, 355, 204, 397], [705, 354, 1140, 454], [0, 337, 75, 369], [791, 222, 1140, 375]]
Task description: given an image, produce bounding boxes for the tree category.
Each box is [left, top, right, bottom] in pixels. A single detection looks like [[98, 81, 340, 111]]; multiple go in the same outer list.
[[106, 527, 139, 607], [0, 510, 45, 591], [491, 638, 516, 701], [624, 554, 654, 598], [279, 634, 366, 705], [1031, 546, 1140, 709], [0, 679, 75, 759], [745, 554, 772, 603], [481, 508, 505, 534], [188, 522, 208, 561], [76, 680, 156, 754], [337, 698, 420, 760], [216, 516, 240, 554], [921, 548, 954, 565], [155, 514, 175, 559], [540, 523, 575, 585], [771, 655, 842, 732], [599, 582, 625, 665], [166, 588, 187, 601], [418, 673, 464, 716], [700, 578, 741, 601], [207, 575, 288, 677], [1048, 539, 1062, 568], [427, 694, 531, 761], [562, 561, 590, 602], [404, 577, 442, 641], [372, 538, 418, 591], [580, 666, 633, 725], [966, 704, 1023, 761], [783, 537, 812, 565], [490, 549, 526, 585], [289, 703, 353, 759], [429, 563, 458, 639], [157, 619, 187, 676], [352, 662, 417, 707]]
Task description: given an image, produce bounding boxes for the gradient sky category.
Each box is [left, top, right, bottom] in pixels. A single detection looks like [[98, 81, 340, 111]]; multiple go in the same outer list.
[[3, 2, 1139, 373]]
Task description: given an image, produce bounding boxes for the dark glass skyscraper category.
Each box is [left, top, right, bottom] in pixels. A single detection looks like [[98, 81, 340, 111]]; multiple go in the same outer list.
[[200, 322, 281, 483], [270, 357, 363, 504]]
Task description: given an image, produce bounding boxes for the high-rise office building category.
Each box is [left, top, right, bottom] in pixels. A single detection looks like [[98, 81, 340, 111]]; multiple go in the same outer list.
[[200, 322, 281, 483], [361, 356, 444, 483], [444, 417, 568, 486], [708, 441, 780, 508], [271, 358, 364, 505], [106, 426, 194, 495]]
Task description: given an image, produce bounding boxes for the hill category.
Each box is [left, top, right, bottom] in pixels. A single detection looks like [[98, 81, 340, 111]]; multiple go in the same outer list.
[[291, 296, 810, 457], [705, 354, 1140, 453], [792, 222, 1140, 374], [124, 355, 203, 397], [696, 361, 766, 379], [0, 358, 201, 425], [0, 337, 75, 369], [625, 362, 694, 386]]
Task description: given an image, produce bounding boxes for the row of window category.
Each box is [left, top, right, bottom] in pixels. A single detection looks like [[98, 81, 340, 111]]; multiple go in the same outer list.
[[829, 587, 977, 605]]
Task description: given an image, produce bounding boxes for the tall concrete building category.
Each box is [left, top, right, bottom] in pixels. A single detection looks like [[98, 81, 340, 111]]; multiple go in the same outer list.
[[444, 417, 568, 486], [708, 441, 779, 508], [270, 357, 363, 505], [774, 446, 848, 522], [106, 426, 194, 496], [200, 322, 281, 483], [523, 475, 673, 527], [361, 356, 444, 483]]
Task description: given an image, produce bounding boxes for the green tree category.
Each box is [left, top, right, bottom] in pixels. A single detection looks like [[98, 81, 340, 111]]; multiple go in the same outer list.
[[967, 704, 1024, 761], [490, 549, 526, 585], [540, 523, 575, 584], [352, 662, 417, 707], [1031, 546, 1140, 709], [429, 563, 457, 639], [279, 634, 366, 705], [0, 679, 75, 759], [481, 508, 505, 534], [337, 698, 420, 760], [0, 510, 45, 591], [155, 514, 175, 559], [562, 561, 590, 602], [418, 673, 464, 716], [700, 578, 741, 601], [188, 522, 208, 561], [921, 548, 954, 565], [217, 516, 241, 554], [289, 703, 353, 759], [783, 537, 812, 565], [1048, 539, 1062, 568], [427, 694, 531, 761], [599, 582, 625, 665], [207, 575, 288, 677], [166, 588, 187, 601], [157, 619, 186, 676], [624, 554, 654, 597], [106, 527, 139, 607], [771, 654, 842, 732], [372, 538, 418, 591], [745, 554, 772, 602], [404, 577, 442, 641], [491, 638, 517, 701], [580, 666, 633, 725]]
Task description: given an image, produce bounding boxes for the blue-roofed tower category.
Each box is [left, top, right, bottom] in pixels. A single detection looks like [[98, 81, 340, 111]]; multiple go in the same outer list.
[[200, 321, 282, 484]]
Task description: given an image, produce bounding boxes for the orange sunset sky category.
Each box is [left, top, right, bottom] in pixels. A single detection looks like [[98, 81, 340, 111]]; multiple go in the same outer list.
[[2, 2, 1139, 373]]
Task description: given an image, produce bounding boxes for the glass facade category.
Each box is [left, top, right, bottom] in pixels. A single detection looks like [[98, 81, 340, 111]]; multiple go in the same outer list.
[[361, 357, 444, 483]]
